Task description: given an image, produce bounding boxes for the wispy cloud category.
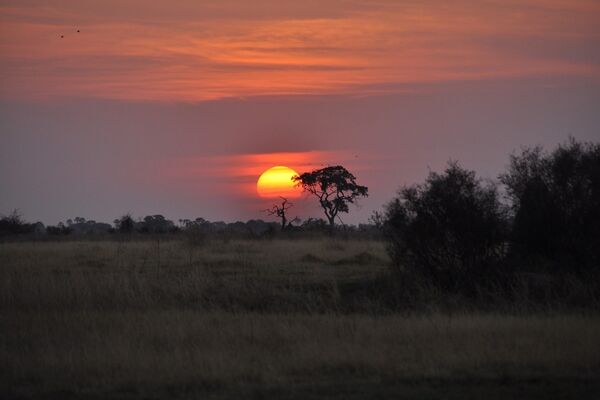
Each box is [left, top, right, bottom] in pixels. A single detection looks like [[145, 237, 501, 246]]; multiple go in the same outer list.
[[1, 0, 599, 101]]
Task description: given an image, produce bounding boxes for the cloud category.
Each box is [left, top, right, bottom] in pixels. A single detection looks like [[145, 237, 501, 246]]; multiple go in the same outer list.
[[1, 0, 599, 101]]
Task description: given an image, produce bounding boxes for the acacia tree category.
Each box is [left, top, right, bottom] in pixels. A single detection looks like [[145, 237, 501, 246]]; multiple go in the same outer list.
[[263, 196, 296, 231], [293, 165, 368, 230]]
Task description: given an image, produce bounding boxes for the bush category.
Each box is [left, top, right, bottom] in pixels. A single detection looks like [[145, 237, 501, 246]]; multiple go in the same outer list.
[[383, 162, 508, 292], [113, 214, 135, 234], [0, 210, 39, 236], [138, 215, 176, 233], [500, 138, 600, 274], [46, 223, 72, 235]]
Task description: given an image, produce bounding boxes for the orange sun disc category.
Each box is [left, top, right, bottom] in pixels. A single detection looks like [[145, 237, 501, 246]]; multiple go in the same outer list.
[[256, 166, 301, 198]]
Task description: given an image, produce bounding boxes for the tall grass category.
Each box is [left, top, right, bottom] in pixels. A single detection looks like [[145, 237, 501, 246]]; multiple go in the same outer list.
[[1, 239, 599, 399], [0, 239, 387, 313]]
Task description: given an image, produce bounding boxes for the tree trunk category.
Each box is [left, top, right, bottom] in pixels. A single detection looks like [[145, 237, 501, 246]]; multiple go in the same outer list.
[[327, 216, 335, 234]]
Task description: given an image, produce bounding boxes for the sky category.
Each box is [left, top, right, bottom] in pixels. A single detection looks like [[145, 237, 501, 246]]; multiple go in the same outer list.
[[1, 0, 599, 225]]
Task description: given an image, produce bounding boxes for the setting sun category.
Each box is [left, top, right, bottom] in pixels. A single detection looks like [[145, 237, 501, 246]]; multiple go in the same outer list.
[[256, 166, 300, 198]]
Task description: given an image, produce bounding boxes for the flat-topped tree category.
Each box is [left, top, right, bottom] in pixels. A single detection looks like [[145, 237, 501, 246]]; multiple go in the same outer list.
[[293, 165, 368, 230]]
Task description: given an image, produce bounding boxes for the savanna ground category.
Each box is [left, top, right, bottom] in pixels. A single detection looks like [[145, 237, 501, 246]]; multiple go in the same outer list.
[[1, 237, 599, 399]]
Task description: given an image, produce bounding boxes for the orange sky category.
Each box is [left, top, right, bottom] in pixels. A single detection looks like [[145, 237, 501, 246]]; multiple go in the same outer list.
[[1, 0, 599, 102], [162, 150, 367, 198], [1, 1, 599, 224]]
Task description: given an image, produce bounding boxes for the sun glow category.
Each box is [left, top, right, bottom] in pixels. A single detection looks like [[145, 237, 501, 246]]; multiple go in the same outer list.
[[256, 166, 300, 198]]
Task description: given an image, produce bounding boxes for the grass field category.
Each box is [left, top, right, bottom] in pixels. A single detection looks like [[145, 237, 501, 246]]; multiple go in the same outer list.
[[1, 238, 599, 399]]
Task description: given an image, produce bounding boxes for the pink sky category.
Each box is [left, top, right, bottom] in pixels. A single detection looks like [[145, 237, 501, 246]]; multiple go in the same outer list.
[[2, 0, 599, 101], [1, 1, 599, 224]]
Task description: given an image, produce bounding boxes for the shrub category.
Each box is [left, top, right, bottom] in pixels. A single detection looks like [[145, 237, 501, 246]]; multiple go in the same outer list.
[[138, 215, 176, 233], [113, 214, 135, 234], [384, 162, 508, 292], [0, 210, 39, 236], [46, 222, 72, 235], [500, 138, 600, 274]]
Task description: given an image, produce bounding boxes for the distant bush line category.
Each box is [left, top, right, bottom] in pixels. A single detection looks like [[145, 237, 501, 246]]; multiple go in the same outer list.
[[0, 211, 380, 240]]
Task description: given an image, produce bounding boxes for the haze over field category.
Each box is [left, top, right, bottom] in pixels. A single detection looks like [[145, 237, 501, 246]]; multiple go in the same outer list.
[[1, 0, 599, 223]]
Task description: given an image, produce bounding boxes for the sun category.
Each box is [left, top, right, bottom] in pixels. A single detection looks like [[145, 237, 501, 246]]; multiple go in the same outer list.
[[256, 166, 301, 198]]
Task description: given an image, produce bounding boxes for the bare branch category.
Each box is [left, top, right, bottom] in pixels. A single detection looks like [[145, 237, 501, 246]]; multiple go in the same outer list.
[[262, 197, 294, 231]]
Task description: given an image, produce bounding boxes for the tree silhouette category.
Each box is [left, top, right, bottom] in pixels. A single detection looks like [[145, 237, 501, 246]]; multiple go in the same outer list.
[[139, 215, 175, 233], [263, 197, 296, 231], [293, 165, 368, 230], [0, 209, 36, 236], [500, 138, 600, 273], [114, 214, 135, 234], [383, 162, 507, 291]]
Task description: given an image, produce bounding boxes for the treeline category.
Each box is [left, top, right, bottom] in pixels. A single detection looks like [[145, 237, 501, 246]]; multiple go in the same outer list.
[[380, 138, 599, 301], [0, 212, 379, 239]]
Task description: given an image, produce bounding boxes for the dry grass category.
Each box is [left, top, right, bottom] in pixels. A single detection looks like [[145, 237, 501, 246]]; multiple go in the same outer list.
[[1, 239, 599, 399], [0, 239, 387, 313]]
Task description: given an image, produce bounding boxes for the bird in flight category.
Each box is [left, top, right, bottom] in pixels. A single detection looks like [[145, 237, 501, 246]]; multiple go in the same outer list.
[[61, 29, 79, 38]]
